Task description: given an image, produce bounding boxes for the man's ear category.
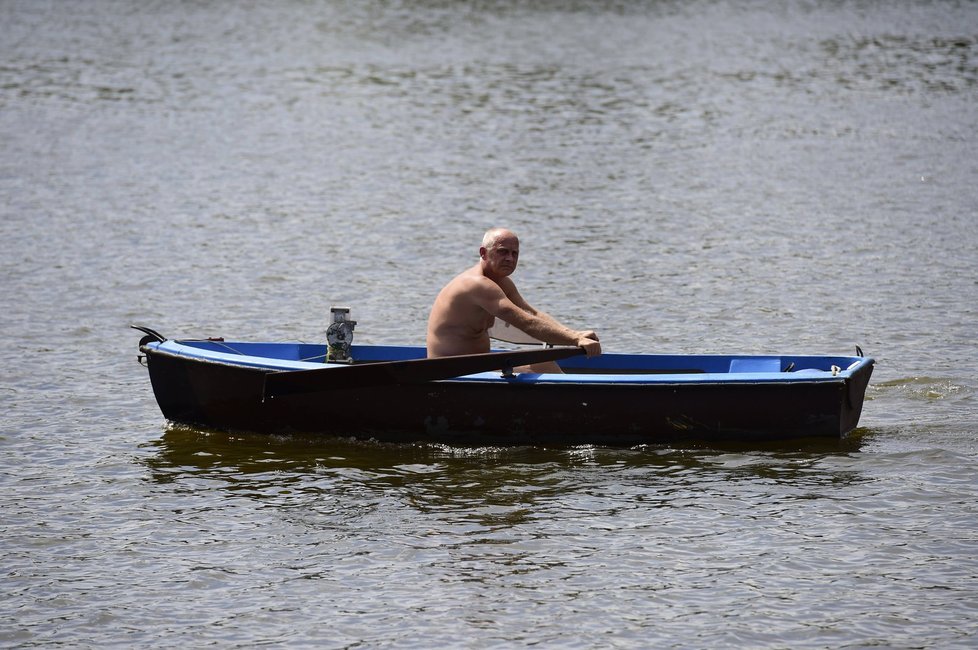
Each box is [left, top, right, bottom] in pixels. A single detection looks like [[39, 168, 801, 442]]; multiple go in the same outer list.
[[479, 246, 488, 259]]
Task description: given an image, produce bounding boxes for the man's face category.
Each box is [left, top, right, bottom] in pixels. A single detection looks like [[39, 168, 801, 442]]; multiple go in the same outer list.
[[482, 235, 520, 277]]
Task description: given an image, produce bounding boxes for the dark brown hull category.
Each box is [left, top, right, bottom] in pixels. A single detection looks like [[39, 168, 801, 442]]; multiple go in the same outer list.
[[142, 345, 873, 446]]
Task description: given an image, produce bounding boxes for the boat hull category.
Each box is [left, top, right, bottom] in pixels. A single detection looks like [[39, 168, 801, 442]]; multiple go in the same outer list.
[[140, 340, 873, 446]]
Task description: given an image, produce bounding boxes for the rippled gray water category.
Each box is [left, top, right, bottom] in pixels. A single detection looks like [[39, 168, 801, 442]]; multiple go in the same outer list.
[[2, 1, 977, 647]]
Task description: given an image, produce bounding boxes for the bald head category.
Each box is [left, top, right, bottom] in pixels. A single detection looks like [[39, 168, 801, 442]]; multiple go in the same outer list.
[[482, 227, 518, 250]]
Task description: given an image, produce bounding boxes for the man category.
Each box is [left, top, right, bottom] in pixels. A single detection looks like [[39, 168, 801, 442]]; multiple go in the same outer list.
[[426, 228, 601, 372]]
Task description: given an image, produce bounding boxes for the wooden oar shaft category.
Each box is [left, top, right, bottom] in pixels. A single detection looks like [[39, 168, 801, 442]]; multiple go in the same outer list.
[[263, 346, 585, 399]]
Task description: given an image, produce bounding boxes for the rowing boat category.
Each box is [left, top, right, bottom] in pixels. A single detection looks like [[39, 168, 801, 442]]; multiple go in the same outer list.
[[133, 324, 874, 446]]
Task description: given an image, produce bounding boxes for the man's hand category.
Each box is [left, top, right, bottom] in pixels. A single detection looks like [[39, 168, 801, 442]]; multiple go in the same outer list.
[[576, 331, 601, 358]]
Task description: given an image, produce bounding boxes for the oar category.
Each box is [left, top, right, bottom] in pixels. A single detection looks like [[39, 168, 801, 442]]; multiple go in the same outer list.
[[262, 346, 585, 399]]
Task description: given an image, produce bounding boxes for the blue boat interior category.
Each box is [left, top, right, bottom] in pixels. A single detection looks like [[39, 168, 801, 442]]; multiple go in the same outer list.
[[156, 339, 870, 382]]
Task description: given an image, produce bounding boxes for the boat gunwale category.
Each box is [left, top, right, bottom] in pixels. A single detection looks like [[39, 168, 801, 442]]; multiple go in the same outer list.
[[142, 340, 872, 387]]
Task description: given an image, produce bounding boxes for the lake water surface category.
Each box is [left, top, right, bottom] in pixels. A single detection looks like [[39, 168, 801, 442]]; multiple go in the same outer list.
[[2, 1, 977, 647]]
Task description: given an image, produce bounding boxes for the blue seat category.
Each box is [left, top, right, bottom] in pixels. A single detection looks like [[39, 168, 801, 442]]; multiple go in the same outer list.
[[729, 358, 781, 373]]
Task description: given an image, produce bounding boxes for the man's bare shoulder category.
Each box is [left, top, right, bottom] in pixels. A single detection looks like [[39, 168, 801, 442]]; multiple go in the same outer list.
[[444, 265, 500, 294]]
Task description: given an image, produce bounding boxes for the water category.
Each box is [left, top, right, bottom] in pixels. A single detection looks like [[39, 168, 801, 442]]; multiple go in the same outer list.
[[2, 0, 977, 646]]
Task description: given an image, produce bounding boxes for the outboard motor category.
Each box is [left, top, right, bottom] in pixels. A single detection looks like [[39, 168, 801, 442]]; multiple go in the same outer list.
[[326, 306, 356, 363]]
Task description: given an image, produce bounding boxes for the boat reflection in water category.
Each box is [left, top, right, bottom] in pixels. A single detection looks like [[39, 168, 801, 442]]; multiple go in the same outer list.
[[144, 424, 871, 517]]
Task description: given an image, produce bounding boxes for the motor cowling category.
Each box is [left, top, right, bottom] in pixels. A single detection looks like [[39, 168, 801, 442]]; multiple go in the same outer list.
[[326, 306, 356, 363]]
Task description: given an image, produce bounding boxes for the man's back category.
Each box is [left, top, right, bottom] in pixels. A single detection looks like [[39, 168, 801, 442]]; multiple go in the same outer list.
[[426, 265, 496, 357]]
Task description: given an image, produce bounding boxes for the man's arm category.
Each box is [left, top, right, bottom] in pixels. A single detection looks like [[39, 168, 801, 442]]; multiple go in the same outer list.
[[497, 277, 573, 332], [475, 277, 601, 357]]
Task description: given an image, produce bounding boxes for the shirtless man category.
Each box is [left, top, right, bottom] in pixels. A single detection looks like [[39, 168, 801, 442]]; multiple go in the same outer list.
[[426, 228, 601, 372]]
